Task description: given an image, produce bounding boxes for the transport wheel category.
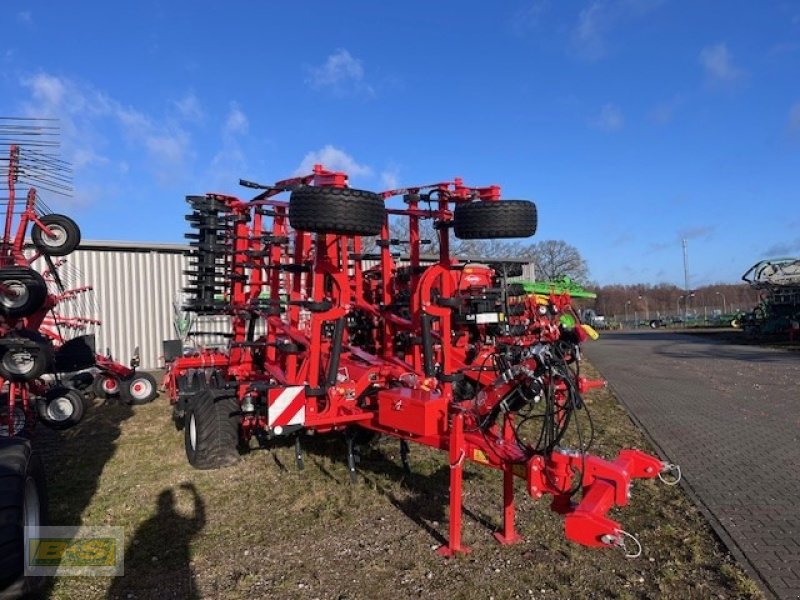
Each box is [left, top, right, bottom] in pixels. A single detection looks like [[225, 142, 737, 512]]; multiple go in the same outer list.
[[31, 214, 81, 256], [184, 389, 240, 470], [0, 268, 48, 319], [289, 186, 384, 236], [0, 437, 47, 598], [0, 335, 51, 382], [453, 200, 537, 240], [92, 373, 120, 399], [121, 372, 158, 405], [37, 387, 86, 430]]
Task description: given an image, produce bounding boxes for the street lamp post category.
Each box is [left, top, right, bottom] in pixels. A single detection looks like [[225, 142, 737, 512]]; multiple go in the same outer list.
[[716, 291, 727, 314], [638, 294, 649, 320], [625, 300, 631, 325]]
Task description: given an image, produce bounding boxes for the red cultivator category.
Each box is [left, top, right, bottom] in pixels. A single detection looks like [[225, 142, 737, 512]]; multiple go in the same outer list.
[[165, 165, 678, 555]]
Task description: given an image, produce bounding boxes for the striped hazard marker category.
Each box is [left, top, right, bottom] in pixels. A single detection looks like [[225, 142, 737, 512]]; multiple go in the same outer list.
[[267, 386, 306, 431]]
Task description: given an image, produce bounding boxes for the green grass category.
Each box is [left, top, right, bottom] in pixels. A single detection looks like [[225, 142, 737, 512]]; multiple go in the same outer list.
[[34, 366, 764, 600]]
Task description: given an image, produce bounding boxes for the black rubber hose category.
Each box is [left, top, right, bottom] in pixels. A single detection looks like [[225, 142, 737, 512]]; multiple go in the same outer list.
[[326, 318, 346, 387], [421, 314, 435, 377]]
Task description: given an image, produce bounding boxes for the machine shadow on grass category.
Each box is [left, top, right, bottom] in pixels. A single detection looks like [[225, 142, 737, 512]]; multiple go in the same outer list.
[[107, 483, 206, 600], [262, 433, 497, 546], [32, 398, 134, 599]]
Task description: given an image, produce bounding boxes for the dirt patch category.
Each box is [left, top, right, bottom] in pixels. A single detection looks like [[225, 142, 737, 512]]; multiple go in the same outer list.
[[35, 365, 763, 600]]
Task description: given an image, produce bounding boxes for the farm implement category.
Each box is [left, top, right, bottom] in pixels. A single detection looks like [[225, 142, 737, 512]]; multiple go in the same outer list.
[[165, 165, 679, 556], [741, 258, 800, 338], [0, 118, 152, 597]]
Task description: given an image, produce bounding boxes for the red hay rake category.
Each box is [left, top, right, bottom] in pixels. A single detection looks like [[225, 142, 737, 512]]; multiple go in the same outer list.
[[0, 118, 155, 437], [164, 165, 680, 556]]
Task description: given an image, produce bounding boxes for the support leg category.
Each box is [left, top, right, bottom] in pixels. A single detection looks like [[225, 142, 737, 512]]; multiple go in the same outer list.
[[494, 415, 522, 544], [437, 410, 471, 557], [494, 466, 522, 544]]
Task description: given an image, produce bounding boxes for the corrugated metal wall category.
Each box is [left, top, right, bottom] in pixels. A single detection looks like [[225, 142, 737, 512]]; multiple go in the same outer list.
[[35, 242, 535, 369], [32, 242, 188, 369]]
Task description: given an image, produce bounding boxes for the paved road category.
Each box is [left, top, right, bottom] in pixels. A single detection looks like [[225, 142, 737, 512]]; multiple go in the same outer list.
[[585, 331, 800, 600]]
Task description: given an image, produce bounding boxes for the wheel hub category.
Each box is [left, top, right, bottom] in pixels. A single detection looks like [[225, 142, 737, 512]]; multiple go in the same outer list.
[[47, 396, 75, 421], [189, 414, 197, 450]]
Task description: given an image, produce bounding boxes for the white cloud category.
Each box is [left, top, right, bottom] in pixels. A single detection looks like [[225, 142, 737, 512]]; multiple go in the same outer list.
[[590, 103, 624, 131], [789, 103, 800, 131], [18, 73, 194, 192], [573, 2, 608, 60], [306, 49, 374, 97], [571, 0, 663, 60], [699, 43, 744, 83], [511, 1, 549, 35], [380, 168, 400, 190], [174, 92, 204, 122], [16, 11, 32, 25], [650, 95, 685, 125], [294, 145, 372, 179], [224, 102, 248, 136]]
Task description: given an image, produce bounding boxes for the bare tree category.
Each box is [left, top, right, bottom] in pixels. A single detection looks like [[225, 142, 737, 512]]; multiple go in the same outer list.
[[524, 240, 589, 283]]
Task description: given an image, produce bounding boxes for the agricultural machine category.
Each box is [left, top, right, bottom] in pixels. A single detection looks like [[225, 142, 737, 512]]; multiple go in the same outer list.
[[164, 165, 679, 557], [740, 258, 800, 338], [0, 118, 153, 597]]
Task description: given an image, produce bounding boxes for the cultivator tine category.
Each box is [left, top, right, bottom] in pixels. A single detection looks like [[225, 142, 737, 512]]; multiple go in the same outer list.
[[345, 430, 358, 484], [400, 439, 411, 475], [294, 435, 304, 471]]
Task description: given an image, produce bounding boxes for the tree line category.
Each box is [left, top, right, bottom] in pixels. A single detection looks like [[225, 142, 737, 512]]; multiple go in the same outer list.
[[372, 223, 760, 316]]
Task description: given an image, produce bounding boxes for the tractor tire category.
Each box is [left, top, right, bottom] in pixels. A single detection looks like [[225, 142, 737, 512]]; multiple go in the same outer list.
[[0, 438, 47, 599], [121, 372, 158, 406], [37, 387, 86, 431], [184, 389, 240, 470], [453, 200, 537, 240], [31, 214, 81, 257], [289, 186, 384, 236], [92, 373, 120, 399], [0, 268, 48, 319], [0, 334, 52, 382]]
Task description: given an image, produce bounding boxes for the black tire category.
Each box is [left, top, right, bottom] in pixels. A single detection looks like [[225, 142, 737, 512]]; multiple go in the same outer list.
[[37, 387, 86, 430], [184, 389, 240, 469], [289, 186, 384, 236], [121, 372, 158, 405], [92, 373, 120, 399], [31, 214, 81, 256], [0, 334, 52, 382], [0, 437, 47, 598], [0, 268, 48, 319], [453, 200, 537, 240]]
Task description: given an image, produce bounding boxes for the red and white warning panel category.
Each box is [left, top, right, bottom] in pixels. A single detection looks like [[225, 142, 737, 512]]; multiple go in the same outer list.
[[267, 386, 306, 431]]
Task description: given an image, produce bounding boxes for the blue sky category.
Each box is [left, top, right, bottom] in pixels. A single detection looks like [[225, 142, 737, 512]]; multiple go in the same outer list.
[[2, 1, 799, 286]]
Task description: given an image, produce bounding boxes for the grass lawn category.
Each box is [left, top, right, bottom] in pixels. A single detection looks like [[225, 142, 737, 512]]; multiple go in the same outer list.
[[35, 364, 763, 600]]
